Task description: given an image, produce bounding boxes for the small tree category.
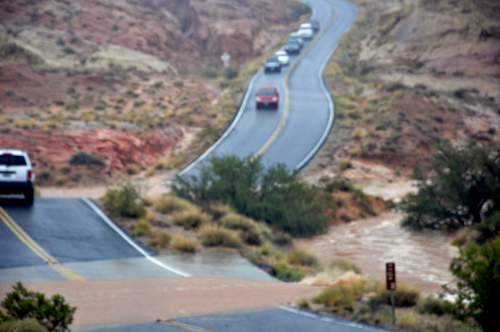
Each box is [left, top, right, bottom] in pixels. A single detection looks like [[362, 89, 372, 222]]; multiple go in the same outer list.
[[1, 282, 76, 332], [401, 142, 500, 230], [448, 239, 500, 332]]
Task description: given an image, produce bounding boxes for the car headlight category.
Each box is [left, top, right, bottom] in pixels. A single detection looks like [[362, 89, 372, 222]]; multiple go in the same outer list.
[[256, 97, 262, 102], [271, 97, 277, 102]]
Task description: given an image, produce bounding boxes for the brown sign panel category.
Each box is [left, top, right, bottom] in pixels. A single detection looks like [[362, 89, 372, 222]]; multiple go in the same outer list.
[[386, 262, 396, 290]]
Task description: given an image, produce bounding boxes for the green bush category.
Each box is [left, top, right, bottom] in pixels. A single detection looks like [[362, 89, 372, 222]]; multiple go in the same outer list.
[[449, 238, 500, 332], [171, 155, 335, 237], [134, 220, 151, 236], [326, 176, 354, 192], [197, 224, 242, 248], [102, 181, 146, 218], [272, 259, 305, 282], [375, 282, 420, 308], [0, 282, 76, 332], [0, 319, 47, 332], [68, 151, 105, 167], [291, 0, 312, 19], [224, 67, 238, 79], [401, 143, 500, 230], [416, 295, 454, 316]]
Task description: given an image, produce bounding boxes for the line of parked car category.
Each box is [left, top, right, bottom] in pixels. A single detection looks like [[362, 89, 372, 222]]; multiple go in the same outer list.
[[257, 20, 320, 109]]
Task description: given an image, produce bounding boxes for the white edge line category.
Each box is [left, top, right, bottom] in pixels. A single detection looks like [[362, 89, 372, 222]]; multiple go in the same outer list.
[[294, 4, 358, 171], [178, 68, 263, 176], [280, 307, 388, 332], [82, 198, 190, 277]]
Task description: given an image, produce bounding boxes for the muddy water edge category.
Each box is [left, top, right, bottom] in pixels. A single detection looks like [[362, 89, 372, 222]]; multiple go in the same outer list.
[[296, 212, 458, 293]]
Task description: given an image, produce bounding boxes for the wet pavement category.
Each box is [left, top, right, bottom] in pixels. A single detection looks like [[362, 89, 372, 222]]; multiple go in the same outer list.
[[297, 212, 458, 293]]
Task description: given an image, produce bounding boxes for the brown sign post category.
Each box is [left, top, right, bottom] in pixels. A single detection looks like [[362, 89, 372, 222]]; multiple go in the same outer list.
[[386, 262, 396, 326]]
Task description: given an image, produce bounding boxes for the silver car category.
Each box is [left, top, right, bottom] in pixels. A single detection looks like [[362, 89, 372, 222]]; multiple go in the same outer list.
[[274, 51, 290, 65]]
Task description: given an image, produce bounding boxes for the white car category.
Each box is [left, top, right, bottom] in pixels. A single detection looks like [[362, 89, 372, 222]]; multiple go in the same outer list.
[[296, 28, 314, 39], [300, 23, 313, 30], [274, 51, 290, 65], [0, 148, 35, 204]]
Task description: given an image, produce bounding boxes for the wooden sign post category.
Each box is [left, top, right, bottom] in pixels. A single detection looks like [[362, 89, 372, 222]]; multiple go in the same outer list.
[[386, 262, 396, 326]]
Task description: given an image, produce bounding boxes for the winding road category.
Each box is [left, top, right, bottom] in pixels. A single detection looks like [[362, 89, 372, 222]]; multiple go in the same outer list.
[[0, 0, 362, 330]]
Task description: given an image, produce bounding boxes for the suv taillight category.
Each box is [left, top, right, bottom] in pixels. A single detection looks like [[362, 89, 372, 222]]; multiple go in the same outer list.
[[27, 170, 32, 181]]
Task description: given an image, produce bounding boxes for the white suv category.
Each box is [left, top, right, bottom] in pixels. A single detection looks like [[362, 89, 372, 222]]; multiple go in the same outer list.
[[0, 148, 35, 204]]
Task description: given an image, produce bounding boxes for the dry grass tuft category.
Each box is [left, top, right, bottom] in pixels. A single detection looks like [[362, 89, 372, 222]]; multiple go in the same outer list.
[[134, 220, 152, 236], [171, 235, 197, 253], [169, 208, 212, 229], [374, 282, 420, 307], [149, 231, 172, 248], [197, 224, 242, 248], [153, 195, 193, 214]]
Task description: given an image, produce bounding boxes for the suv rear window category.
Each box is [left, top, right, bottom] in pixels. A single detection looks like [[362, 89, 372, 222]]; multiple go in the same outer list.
[[0, 155, 27, 166]]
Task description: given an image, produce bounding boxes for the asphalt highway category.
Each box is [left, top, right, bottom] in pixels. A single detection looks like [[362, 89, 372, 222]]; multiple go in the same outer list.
[[180, 0, 357, 177]]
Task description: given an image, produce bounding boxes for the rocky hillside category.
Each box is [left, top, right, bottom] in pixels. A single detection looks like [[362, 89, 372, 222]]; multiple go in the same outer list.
[[0, 0, 305, 185], [303, 0, 500, 184]]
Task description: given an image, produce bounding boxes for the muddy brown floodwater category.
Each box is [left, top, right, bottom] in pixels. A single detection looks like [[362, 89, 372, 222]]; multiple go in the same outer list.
[[296, 212, 458, 293]]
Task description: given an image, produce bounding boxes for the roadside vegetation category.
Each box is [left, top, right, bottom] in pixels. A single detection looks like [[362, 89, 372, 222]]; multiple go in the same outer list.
[[0, 282, 76, 332], [100, 154, 386, 281]]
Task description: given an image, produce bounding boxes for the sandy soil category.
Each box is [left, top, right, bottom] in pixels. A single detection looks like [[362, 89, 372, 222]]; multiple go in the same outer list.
[[0, 277, 319, 328]]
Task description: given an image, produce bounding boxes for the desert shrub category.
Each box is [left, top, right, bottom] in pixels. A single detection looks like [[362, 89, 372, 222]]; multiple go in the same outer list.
[[203, 68, 219, 79], [153, 195, 193, 215], [0, 319, 47, 332], [173, 81, 184, 88], [448, 238, 500, 332], [329, 260, 362, 274], [397, 310, 423, 331], [337, 160, 352, 171], [68, 151, 105, 166], [170, 235, 197, 253], [64, 102, 78, 112], [417, 295, 454, 316], [62, 47, 75, 54], [171, 155, 335, 237], [239, 226, 263, 245], [271, 230, 293, 246], [149, 231, 171, 248], [375, 282, 420, 307], [291, 0, 311, 19], [59, 164, 71, 174], [224, 67, 238, 79], [272, 259, 305, 282], [126, 164, 140, 175], [385, 82, 406, 92], [287, 249, 318, 267], [208, 202, 234, 220], [169, 209, 211, 229], [102, 181, 146, 218], [134, 220, 151, 236], [220, 213, 255, 230], [313, 284, 364, 310], [197, 224, 242, 248], [0, 282, 76, 332], [54, 176, 66, 187], [297, 299, 310, 310], [326, 176, 354, 192], [401, 142, 500, 230], [260, 243, 271, 256], [36, 169, 52, 185]]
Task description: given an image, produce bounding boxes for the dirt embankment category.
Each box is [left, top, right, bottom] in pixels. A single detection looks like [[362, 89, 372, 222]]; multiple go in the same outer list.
[[303, 0, 500, 185]]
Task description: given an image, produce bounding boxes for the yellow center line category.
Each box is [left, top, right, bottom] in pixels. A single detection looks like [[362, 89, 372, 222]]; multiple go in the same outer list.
[[253, 3, 338, 158], [0, 206, 85, 281], [162, 320, 218, 332]]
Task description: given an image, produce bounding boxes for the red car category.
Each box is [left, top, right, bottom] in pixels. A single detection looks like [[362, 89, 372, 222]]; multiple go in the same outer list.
[[255, 86, 279, 109]]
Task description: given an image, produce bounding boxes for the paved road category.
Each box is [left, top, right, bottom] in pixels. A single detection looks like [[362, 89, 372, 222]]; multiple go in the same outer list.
[[180, 0, 357, 177], [76, 307, 391, 332]]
